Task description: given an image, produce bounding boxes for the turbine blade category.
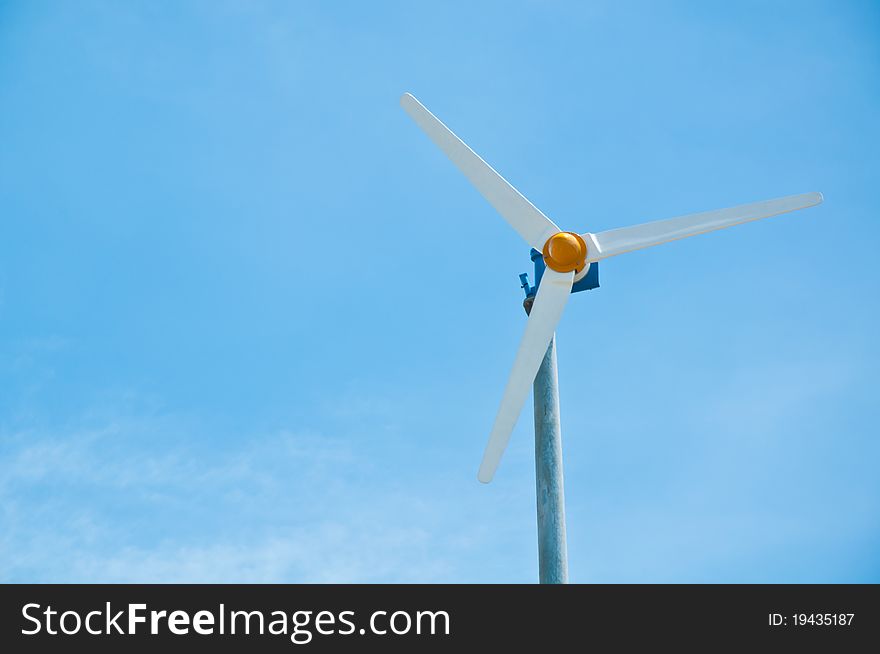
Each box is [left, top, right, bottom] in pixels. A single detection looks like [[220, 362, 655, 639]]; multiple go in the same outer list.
[[583, 192, 823, 262], [401, 92, 560, 250], [478, 268, 574, 483]]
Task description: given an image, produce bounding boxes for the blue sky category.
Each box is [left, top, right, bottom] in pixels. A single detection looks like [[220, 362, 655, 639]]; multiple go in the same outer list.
[[1, 0, 878, 582]]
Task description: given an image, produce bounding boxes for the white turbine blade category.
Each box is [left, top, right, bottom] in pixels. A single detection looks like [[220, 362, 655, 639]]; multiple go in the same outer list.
[[478, 268, 574, 483], [401, 92, 560, 250], [583, 192, 824, 262]]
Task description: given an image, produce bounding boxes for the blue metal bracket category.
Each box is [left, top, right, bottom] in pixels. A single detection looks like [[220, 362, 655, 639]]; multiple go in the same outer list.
[[520, 248, 599, 298], [519, 273, 532, 297]]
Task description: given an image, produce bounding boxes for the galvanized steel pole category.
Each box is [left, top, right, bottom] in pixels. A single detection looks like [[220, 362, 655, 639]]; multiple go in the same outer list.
[[523, 250, 570, 584], [532, 335, 569, 583]]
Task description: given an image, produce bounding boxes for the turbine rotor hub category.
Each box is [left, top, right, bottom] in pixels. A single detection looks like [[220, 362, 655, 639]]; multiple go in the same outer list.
[[542, 231, 587, 273]]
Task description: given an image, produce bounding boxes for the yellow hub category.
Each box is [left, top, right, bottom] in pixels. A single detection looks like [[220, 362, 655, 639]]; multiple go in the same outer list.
[[542, 231, 588, 273]]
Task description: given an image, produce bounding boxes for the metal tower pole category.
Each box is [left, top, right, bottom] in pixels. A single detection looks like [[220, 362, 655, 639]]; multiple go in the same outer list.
[[533, 335, 569, 584], [522, 249, 570, 584]]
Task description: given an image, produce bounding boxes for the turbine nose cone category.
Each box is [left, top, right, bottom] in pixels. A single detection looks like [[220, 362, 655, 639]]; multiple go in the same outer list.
[[543, 232, 587, 272], [548, 233, 581, 265]]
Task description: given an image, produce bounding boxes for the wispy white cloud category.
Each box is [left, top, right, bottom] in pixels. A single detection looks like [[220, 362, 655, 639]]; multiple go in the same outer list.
[[0, 407, 480, 583]]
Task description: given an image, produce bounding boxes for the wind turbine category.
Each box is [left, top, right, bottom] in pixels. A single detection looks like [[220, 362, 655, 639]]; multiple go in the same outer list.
[[401, 92, 823, 582]]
